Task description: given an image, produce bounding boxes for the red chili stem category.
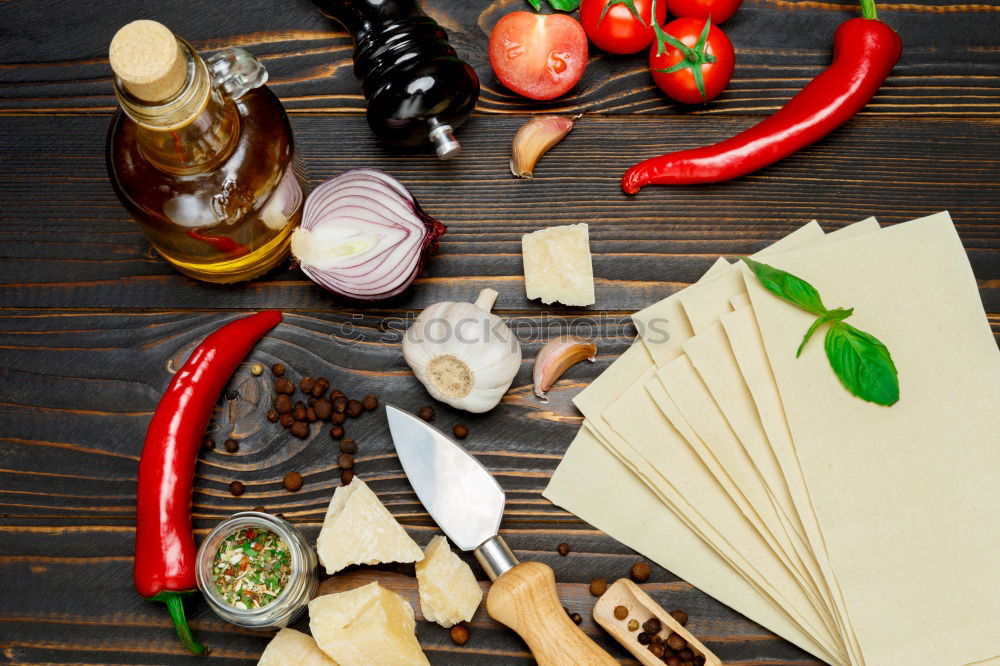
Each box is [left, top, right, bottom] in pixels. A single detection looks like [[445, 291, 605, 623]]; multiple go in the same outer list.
[[623, 0, 901, 192], [134, 310, 281, 654]]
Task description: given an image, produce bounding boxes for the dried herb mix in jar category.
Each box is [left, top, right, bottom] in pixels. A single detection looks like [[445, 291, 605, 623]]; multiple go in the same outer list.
[[212, 527, 292, 610]]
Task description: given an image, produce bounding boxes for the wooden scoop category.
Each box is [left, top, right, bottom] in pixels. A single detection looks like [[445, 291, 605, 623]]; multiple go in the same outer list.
[[593, 578, 723, 666]]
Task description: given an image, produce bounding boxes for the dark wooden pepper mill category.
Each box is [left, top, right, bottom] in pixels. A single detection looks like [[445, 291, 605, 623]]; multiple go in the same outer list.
[[313, 0, 480, 159]]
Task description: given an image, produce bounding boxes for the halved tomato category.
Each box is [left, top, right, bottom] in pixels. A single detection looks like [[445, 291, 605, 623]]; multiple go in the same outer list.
[[488, 11, 588, 101]]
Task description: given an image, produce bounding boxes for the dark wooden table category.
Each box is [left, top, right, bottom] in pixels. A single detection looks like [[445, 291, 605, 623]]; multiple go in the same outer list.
[[1, 0, 997, 663]]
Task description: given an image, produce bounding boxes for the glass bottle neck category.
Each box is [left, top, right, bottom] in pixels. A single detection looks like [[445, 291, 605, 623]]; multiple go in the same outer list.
[[113, 38, 239, 176]]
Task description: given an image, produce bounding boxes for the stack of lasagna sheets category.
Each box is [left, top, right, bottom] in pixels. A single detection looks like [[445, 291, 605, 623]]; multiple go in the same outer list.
[[544, 212, 1000, 666]]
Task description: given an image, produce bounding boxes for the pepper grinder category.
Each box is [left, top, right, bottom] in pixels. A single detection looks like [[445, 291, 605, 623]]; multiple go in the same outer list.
[[313, 0, 480, 159]]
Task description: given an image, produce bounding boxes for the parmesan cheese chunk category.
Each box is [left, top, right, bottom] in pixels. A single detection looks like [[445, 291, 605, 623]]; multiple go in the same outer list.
[[522, 223, 595, 306], [316, 479, 423, 575], [415, 535, 483, 628], [309, 583, 429, 666], [258, 627, 338, 666]]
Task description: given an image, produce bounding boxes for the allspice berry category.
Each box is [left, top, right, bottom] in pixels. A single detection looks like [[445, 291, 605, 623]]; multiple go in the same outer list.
[[346, 399, 364, 418], [279, 413, 295, 428], [339, 438, 358, 454], [453, 424, 469, 439], [589, 578, 608, 596], [337, 453, 354, 470], [311, 377, 329, 398], [670, 609, 688, 626], [290, 421, 310, 439], [631, 560, 651, 582], [299, 376, 315, 393], [666, 632, 687, 651], [666, 657, 683, 666], [271, 363, 285, 376], [649, 643, 665, 658], [418, 405, 435, 421], [449, 623, 469, 646], [642, 618, 662, 635], [223, 438, 239, 453], [306, 408, 317, 423], [331, 411, 346, 425], [678, 648, 694, 660], [362, 394, 378, 411], [557, 542, 570, 556], [202, 436, 215, 451], [313, 398, 332, 420], [329, 425, 345, 440], [333, 395, 348, 412], [293, 406, 307, 421], [282, 471, 303, 492], [570, 612, 582, 625], [637, 632, 651, 645], [274, 394, 292, 414], [274, 377, 295, 394], [228, 481, 245, 496], [340, 469, 355, 485], [613, 605, 628, 620], [266, 409, 279, 423]]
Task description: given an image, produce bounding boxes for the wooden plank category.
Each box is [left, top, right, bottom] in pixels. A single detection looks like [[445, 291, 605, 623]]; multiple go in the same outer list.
[[0, 115, 997, 311], [0, 0, 997, 117]]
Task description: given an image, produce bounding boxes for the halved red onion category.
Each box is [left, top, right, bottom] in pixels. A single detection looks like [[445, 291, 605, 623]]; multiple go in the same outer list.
[[291, 170, 446, 301]]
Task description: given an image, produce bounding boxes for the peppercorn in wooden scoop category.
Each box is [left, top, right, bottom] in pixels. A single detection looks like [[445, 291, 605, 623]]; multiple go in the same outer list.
[[385, 405, 617, 666], [593, 579, 722, 666]]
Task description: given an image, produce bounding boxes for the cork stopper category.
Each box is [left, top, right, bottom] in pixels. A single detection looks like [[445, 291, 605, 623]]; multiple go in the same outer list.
[[109, 20, 188, 102]]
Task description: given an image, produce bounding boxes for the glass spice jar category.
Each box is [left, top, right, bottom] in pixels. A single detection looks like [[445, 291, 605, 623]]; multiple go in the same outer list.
[[196, 511, 318, 628]]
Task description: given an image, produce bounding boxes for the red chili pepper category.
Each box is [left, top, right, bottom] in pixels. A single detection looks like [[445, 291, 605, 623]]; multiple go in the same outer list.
[[187, 228, 250, 257], [134, 310, 282, 655], [622, 0, 901, 193]]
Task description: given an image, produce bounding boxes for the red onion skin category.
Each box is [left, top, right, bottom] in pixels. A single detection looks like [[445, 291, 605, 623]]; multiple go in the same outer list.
[[297, 170, 446, 302]]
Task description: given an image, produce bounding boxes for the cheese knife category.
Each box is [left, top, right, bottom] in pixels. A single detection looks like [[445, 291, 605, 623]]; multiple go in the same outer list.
[[386, 405, 618, 666]]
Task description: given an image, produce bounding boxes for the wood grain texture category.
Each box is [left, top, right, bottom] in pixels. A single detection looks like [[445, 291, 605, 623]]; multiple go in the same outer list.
[[1, 0, 998, 663], [0, 0, 998, 116]]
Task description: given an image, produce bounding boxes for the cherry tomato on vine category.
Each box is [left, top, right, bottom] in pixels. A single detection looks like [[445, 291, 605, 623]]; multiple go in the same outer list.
[[488, 11, 589, 101], [665, 0, 744, 25], [580, 0, 667, 55], [649, 17, 734, 104]]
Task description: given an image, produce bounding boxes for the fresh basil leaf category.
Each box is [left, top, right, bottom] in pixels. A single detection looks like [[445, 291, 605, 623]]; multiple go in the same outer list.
[[797, 307, 853, 358], [546, 0, 581, 9], [527, 0, 542, 9], [824, 322, 899, 406], [741, 257, 828, 316]]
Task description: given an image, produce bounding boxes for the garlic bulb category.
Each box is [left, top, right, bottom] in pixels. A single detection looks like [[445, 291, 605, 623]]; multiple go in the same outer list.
[[403, 289, 522, 413]]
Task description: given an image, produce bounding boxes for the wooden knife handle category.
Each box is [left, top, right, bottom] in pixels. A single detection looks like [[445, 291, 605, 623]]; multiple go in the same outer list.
[[486, 561, 619, 666]]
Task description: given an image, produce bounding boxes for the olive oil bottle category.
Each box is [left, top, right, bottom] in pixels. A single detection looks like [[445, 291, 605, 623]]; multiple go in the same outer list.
[[106, 20, 305, 283]]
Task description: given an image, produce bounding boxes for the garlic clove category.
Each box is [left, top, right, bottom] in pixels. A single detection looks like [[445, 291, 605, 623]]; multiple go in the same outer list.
[[510, 115, 577, 179], [533, 335, 597, 401]]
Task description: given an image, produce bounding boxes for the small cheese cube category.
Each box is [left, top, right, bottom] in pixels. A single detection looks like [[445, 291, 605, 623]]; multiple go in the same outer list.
[[522, 223, 595, 306], [316, 478, 423, 575], [258, 628, 338, 666], [415, 535, 483, 628], [309, 583, 429, 666]]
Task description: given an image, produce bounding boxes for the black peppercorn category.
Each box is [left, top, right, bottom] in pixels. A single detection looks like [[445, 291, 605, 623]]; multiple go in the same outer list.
[[570, 612, 582, 625], [557, 542, 570, 556], [329, 425, 345, 440], [224, 438, 239, 453], [362, 394, 378, 411], [225, 389, 239, 401], [643, 618, 662, 635], [283, 471, 303, 492], [337, 453, 354, 470], [340, 469, 354, 485], [279, 413, 295, 428], [453, 424, 469, 439], [202, 436, 215, 451], [637, 632, 652, 645], [228, 481, 244, 496], [346, 399, 364, 418], [314, 398, 332, 420], [418, 405, 435, 421], [339, 438, 358, 454], [290, 421, 310, 439], [271, 363, 285, 376]]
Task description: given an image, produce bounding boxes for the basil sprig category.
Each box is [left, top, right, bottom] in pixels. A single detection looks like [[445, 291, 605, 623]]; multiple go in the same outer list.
[[742, 258, 899, 406], [527, 0, 581, 10]]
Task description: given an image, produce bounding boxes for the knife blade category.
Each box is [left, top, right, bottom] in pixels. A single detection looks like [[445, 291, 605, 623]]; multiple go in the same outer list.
[[386, 404, 618, 666]]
